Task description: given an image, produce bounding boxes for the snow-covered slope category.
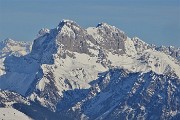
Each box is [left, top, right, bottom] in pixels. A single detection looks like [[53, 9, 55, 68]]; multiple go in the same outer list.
[[0, 108, 32, 120], [132, 37, 180, 65], [0, 19, 179, 119], [67, 68, 180, 120]]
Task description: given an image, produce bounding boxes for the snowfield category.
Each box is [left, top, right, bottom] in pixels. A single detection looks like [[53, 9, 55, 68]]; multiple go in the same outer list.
[[0, 108, 32, 120]]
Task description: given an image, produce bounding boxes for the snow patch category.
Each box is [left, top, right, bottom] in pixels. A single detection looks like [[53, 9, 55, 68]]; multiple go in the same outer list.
[[0, 108, 32, 120]]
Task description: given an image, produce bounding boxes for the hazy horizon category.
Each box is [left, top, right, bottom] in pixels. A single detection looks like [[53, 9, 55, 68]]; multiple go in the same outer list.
[[0, 0, 180, 47]]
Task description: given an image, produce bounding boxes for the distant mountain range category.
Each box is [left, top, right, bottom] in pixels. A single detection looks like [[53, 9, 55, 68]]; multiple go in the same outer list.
[[0, 19, 179, 120]]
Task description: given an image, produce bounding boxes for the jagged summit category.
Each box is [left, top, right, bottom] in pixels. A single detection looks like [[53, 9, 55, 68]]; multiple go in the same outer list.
[[3, 38, 15, 43], [96, 22, 125, 34], [58, 19, 81, 29], [96, 22, 110, 27], [0, 19, 180, 120]]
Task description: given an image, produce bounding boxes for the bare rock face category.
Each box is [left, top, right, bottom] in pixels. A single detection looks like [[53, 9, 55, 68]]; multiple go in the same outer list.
[[31, 20, 97, 64], [96, 23, 126, 53], [156, 46, 180, 63], [0, 90, 30, 107], [132, 37, 153, 54], [87, 22, 127, 54], [56, 20, 93, 54], [31, 20, 134, 66]]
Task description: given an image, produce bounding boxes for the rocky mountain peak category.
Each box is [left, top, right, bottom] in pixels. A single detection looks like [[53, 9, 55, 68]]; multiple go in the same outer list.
[[58, 19, 82, 32], [37, 28, 50, 37], [0, 19, 180, 119], [87, 23, 128, 55], [96, 22, 125, 34]]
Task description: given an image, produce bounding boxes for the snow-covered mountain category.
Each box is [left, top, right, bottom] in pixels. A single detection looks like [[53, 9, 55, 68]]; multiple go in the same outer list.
[[67, 69, 180, 120], [0, 19, 179, 120], [0, 38, 32, 75], [132, 37, 180, 65], [0, 38, 31, 57]]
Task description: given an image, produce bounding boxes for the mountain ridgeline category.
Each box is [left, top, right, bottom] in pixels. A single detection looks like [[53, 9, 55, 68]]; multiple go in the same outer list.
[[0, 19, 180, 120]]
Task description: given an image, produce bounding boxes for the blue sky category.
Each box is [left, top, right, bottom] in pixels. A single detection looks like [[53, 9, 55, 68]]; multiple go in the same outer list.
[[0, 0, 180, 47]]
